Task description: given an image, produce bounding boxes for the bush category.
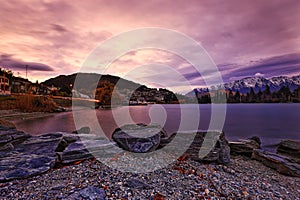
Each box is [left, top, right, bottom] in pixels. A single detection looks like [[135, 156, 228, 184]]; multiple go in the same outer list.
[[15, 95, 58, 112]]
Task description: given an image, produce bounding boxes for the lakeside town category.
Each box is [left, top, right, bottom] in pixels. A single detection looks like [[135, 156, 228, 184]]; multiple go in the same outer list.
[[1, 68, 300, 110]]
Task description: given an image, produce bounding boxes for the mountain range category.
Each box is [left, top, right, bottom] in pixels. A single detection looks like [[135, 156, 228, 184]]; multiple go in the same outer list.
[[187, 75, 300, 96]]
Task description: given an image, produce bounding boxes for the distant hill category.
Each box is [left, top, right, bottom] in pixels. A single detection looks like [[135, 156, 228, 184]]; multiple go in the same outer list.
[[42, 73, 143, 92], [42, 73, 178, 104]]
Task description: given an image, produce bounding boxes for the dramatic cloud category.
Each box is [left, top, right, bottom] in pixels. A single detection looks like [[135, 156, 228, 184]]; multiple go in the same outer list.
[[225, 53, 300, 79], [0, 0, 299, 91], [0, 54, 53, 71]]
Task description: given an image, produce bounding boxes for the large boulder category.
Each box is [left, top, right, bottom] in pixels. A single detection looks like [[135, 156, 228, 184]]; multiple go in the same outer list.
[[112, 124, 166, 153], [183, 131, 231, 164], [229, 136, 261, 157], [252, 149, 300, 177], [277, 140, 300, 161]]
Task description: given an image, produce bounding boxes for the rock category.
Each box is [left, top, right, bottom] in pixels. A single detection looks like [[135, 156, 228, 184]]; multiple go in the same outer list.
[[67, 186, 106, 200], [112, 124, 165, 153], [249, 136, 261, 146], [158, 132, 176, 149], [0, 143, 14, 151], [53, 107, 66, 113], [183, 131, 230, 164], [72, 126, 91, 134], [229, 136, 261, 157], [0, 132, 68, 182], [124, 178, 151, 189], [59, 136, 119, 164], [277, 140, 300, 160], [252, 149, 300, 177], [0, 126, 31, 147]]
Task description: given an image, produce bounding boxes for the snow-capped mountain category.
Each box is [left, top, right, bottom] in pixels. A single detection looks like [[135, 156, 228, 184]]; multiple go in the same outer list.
[[187, 75, 300, 95]]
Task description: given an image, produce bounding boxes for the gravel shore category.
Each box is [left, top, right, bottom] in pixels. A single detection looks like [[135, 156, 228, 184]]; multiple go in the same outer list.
[[1, 155, 299, 199], [0, 110, 57, 123]]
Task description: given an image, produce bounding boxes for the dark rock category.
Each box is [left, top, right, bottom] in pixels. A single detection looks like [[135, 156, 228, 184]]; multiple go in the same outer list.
[[0, 127, 31, 146], [252, 149, 300, 177], [277, 140, 300, 160], [248, 136, 261, 146], [0, 132, 65, 182], [112, 124, 165, 153], [183, 131, 230, 164], [0, 143, 14, 151], [229, 137, 261, 157], [59, 136, 118, 164], [125, 178, 151, 189], [67, 186, 106, 200], [0, 154, 56, 182], [158, 132, 176, 149], [72, 126, 91, 134]]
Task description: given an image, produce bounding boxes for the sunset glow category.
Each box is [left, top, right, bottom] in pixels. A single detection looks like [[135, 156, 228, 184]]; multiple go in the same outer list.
[[1, 0, 300, 93]]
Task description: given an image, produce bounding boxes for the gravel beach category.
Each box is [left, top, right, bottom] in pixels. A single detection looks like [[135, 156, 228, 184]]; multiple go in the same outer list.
[[1, 155, 299, 199]]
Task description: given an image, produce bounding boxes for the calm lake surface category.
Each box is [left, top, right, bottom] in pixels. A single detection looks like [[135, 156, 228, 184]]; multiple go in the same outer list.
[[14, 104, 300, 150]]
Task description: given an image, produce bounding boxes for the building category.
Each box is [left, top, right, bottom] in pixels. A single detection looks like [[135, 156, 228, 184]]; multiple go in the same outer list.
[[0, 76, 11, 95]]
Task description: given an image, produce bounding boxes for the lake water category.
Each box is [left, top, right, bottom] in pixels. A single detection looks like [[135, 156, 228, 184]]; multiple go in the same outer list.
[[14, 104, 300, 150]]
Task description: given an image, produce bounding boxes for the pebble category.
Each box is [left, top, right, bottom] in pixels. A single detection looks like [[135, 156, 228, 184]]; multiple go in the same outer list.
[[0, 156, 299, 199]]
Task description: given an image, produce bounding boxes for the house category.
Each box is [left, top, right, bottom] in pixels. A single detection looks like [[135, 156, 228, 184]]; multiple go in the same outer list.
[[0, 75, 11, 95]]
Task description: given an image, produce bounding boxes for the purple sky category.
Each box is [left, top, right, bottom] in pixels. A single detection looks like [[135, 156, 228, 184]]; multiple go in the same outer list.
[[0, 0, 300, 93]]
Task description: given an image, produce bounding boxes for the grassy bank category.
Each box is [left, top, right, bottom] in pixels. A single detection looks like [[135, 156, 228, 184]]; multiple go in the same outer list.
[[0, 94, 58, 112]]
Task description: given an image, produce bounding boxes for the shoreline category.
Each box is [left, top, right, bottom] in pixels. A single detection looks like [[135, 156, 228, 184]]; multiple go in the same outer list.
[[1, 156, 299, 199], [0, 118, 299, 198], [0, 109, 71, 126]]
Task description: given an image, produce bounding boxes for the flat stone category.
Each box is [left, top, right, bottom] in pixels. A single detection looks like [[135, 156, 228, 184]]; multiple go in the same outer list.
[[67, 186, 106, 200], [59, 136, 118, 164], [0, 132, 64, 182], [252, 149, 300, 177], [0, 154, 56, 182], [229, 136, 261, 157], [125, 178, 152, 189], [0, 127, 31, 146]]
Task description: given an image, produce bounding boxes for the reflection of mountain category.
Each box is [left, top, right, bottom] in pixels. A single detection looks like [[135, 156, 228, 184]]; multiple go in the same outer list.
[[188, 75, 300, 95]]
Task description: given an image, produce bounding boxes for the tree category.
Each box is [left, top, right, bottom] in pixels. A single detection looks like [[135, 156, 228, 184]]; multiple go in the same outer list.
[[234, 91, 240, 102], [249, 87, 256, 102]]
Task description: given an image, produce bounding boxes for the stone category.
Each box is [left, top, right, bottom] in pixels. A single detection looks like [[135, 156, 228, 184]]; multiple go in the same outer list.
[[0, 153, 57, 182], [229, 136, 261, 157], [252, 149, 300, 177], [277, 140, 300, 160], [124, 178, 152, 189], [72, 126, 91, 134], [80, 186, 106, 200], [0, 143, 14, 151], [112, 124, 165, 153], [158, 132, 176, 149], [183, 131, 231, 164], [0, 126, 31, 146], [0, 132, 65, 182], [67, 186, 106, 200], [59, 136, 118, 164]]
